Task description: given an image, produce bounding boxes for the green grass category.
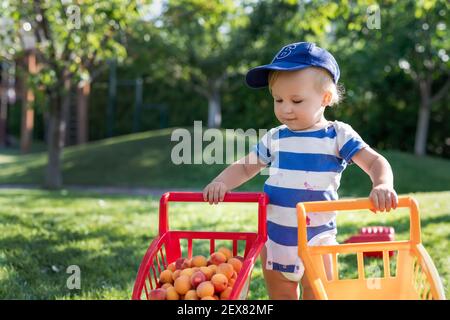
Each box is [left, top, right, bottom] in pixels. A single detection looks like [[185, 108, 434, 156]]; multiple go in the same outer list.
[[1, 128, 449, 299], [0, 127, 449, 196], [0, 189, 448, 299]]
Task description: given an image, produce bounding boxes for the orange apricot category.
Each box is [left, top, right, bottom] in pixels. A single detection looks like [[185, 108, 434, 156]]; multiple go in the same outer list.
[[218, 247, 233, 261], [172, 269, 181, 281], [220, 287, 232, 300], [180, 268, 195, 278], [209, 252, 227, 266], [196, 281, 215, 298], [208, 264, 217, 274], [174, 275, 191, 295], [211, 273, 228, 293], [166, 286, 179, 300], [161, 283, 173, 289], [217, 263, 234, 280], [227, 258, 243, 273], [159, 269, 173, 284], [200, 266, 214, 280], [184, 289, 199, 300], [191, 255, 208, 268]]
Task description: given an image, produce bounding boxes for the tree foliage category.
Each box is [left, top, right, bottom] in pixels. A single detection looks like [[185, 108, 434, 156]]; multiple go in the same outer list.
[[1, 0, 449, 187]]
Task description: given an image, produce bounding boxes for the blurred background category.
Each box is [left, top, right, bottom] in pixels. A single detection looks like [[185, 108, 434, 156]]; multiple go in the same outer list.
[[0, 0, 448, 300], [0, 0, 449, 191]]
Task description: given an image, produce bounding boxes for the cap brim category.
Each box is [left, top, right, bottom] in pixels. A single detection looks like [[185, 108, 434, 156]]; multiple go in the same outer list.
[[245, 61, 311, 88]]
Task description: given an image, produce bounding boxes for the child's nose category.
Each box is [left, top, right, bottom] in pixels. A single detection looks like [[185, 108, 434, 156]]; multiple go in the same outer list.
[[281, 104, 293, 114]]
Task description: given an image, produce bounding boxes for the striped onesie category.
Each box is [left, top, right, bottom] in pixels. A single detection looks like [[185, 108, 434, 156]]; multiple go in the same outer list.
[[251, 120, 368, 278]]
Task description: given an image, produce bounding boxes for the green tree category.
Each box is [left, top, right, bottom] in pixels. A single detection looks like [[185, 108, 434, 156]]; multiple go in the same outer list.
[[140, 0, 341, 129], [0, 0, 140, 189], [329, 0, 449, 156], [152, 0, 251, 128]]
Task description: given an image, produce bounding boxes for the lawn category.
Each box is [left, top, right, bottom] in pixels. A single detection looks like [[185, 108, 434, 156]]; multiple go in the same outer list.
[[0, 189, 448, 299]]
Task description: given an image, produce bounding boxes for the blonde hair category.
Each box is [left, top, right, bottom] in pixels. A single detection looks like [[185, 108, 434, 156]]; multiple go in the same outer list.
[[268, 67, 344, 106]]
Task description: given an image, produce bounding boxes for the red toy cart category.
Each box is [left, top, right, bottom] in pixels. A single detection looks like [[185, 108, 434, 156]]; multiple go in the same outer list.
[[344, 226, 396, 258], [132, 191, 268, 300]]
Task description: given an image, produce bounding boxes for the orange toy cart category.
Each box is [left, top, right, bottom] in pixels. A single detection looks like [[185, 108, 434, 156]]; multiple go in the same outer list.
[[297, 196, 446, 300], [132, 191, 268, 300]]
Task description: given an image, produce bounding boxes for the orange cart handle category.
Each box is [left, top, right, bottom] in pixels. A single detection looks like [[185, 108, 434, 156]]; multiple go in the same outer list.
[[158, 191, 268, 238], [296, 196, 421, 251]]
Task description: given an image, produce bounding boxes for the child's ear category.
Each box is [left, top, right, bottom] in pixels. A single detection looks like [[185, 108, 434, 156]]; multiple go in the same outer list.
[[321, 90, 332, 107]]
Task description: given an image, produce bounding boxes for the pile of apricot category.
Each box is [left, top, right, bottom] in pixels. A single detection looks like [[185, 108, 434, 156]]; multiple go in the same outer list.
[[149, 247, 244, 300]]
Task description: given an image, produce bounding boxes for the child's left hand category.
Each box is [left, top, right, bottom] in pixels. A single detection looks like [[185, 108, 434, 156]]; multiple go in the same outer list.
[[369, 184, 398, 213]]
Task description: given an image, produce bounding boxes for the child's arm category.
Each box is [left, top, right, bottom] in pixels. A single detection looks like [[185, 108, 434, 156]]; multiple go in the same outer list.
[[203, 151, 267, 204], [352, 147, 399, 212]]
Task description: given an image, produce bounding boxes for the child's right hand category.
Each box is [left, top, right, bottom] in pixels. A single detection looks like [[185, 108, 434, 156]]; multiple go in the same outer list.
[[203, 180, 228, 205]]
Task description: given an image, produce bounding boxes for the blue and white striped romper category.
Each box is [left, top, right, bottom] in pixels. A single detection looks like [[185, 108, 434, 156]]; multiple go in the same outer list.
[[251, 120, 368, 275]]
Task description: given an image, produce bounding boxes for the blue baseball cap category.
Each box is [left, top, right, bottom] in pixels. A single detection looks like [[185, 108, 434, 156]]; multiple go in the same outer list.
[[245, 42, 340, 88]]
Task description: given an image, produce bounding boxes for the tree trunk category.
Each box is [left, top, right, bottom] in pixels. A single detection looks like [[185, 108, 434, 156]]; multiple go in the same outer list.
[[45, 94, 63, 189], [62, 81, 71, 148], [207, 89, 221, 128], [20, 87, 35, 153], [414, 80, 431, 156], [44, 76, 71, 189], [20, 51, 37, 154], [414, 101, 431, 156], [76, 81, 90, 144], [0, 89, 7, 147], [0, 62, 8, 147]]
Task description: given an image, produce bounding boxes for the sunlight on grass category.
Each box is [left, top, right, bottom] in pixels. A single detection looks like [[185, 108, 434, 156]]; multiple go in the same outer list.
[[0, 155, 17, 164], [65, 128, 175, 152]]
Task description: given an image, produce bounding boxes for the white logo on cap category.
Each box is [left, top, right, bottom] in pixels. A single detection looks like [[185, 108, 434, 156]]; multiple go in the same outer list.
[[276, 44, 297, 59]]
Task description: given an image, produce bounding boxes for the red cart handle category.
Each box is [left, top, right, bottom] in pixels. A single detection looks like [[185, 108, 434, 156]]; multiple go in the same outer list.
[[158, 192, 268, 237]]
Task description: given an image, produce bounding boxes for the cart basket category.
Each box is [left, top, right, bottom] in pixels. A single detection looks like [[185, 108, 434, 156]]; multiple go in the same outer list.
[[297, 196, 446, 300], [132, 192, 268, 300]]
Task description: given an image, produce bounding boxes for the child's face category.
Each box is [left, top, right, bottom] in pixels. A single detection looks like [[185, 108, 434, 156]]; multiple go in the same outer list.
[[271, 68, 329, 131]]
